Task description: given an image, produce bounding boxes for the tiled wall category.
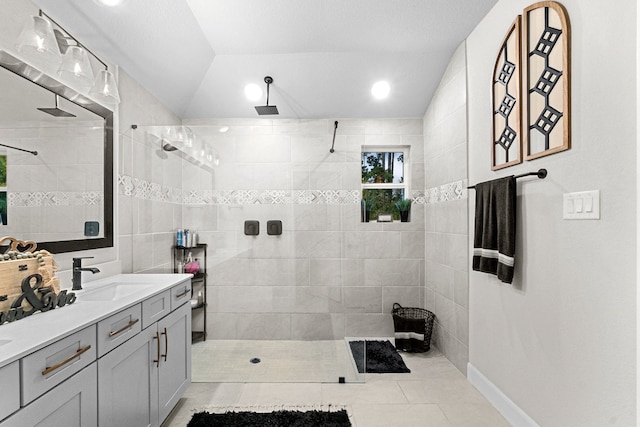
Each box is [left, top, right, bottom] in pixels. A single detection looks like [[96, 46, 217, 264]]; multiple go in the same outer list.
[[423, 42, 469, 374], [117, 70, 184, 274], [182, 118, 425, 340]]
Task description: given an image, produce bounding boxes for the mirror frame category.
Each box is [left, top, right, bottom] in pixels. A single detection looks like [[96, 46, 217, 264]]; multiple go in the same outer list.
[[0, 50, 113, 253]]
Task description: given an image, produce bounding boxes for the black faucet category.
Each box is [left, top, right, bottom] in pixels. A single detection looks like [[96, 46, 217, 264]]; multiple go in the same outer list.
[[72, 257, 100, 291]]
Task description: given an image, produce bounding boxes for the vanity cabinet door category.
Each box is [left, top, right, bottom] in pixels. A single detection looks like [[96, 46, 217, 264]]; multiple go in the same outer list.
[[97, 325, 159, 427], [158, 302, 191, 423], [0, 362, 19, 422], [0, 363, 97, 427]]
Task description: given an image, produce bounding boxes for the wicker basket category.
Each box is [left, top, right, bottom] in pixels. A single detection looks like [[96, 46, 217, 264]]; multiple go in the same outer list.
[[392, 303, 435, 352]]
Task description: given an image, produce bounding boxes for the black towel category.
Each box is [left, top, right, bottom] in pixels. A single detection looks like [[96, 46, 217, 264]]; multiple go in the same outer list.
[[393, 315, 427, 352], [472, 176, 516, 284]]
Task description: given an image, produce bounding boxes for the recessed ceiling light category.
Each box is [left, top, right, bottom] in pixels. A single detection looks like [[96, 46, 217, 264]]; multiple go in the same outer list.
[[371, 81, 390, 100], [219, 126, 229, 133], [94, 0, 124, 6], [244, 83, 262, 101]]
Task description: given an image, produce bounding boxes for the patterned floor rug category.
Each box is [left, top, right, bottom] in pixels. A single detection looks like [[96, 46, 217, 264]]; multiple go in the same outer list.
[[186, 409, 351, 426]]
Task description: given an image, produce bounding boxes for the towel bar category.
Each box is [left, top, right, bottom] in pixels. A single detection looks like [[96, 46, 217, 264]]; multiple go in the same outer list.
[[468, 168, 547, 189]]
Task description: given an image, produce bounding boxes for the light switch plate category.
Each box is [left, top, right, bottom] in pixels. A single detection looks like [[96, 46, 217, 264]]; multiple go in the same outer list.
[[563, 190, 600, 219]]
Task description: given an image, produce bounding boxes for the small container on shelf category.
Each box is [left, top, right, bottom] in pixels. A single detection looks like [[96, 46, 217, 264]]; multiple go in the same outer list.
[[197, 291, 203, 306]]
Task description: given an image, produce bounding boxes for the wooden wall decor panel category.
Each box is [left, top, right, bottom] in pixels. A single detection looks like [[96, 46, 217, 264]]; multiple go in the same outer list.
[[492, 17, 522, 170], [523, 1, 571, 160]]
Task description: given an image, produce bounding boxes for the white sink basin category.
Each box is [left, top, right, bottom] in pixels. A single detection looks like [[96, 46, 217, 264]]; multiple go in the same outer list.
[[79, 283, 155, 301]]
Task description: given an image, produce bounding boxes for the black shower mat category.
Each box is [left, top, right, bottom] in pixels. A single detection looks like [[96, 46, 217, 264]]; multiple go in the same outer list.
[[186, 409, 351, 427], [349, 340, 411, 373]]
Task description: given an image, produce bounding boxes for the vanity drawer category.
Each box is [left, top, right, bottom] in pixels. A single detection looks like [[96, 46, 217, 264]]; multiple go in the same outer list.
[[21, 325, 96, 405], [142, 290, 170, 329], [97, 303, 142, 357], [0, 361, 19, 421], [170, 280, 191, 311]]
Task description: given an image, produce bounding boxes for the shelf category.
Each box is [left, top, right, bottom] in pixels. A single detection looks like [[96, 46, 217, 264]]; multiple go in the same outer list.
[[174, 244, 208, 250], [174, 243, 207, 344]]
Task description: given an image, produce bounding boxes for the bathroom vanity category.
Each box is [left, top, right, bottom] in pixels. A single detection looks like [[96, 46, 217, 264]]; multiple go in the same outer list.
[[0, 274, 192, 427]]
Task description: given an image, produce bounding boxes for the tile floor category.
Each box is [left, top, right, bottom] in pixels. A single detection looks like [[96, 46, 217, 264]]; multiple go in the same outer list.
[[191, 339, 365, 383], [163, 341, 510, 427]]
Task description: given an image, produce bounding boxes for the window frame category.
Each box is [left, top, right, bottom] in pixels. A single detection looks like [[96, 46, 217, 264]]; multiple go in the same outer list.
[[361, 145, 410, 220]]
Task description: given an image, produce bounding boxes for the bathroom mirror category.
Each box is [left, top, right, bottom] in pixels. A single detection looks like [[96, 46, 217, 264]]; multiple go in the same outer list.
[[0, 50, 113, 253]]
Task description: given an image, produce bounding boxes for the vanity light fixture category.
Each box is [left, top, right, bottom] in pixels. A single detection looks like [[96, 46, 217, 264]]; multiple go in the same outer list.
[[371, 80, 391, 100], [133, 125, 220, 170], [58, 45, 94, 89], [16, 15, 61, 72], [17, 10, 121, 104]]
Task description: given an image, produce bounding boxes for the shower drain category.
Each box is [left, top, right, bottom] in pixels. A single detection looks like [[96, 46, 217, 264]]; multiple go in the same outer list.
[[250, 357, 261, 364]]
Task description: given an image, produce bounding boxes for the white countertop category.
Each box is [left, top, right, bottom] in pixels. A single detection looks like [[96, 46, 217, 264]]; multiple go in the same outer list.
[[0, 273, 192, 367]]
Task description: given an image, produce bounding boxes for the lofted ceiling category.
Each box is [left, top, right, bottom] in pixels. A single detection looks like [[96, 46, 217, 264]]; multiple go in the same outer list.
[[34, 0, 497, 120]]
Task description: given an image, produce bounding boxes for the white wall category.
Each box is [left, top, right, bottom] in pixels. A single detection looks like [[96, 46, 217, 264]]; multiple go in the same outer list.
[[423, 42, 469, 373], [467, 1, 637, 426]]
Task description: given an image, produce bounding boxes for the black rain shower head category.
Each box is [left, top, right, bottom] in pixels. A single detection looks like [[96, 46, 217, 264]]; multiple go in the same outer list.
[[255, 76, 279, 115], [37, 94, 76, 118], [255, 105, 279, 115]]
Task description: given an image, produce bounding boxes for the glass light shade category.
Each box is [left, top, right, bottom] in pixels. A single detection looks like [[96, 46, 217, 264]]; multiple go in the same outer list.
[[184, 127, 195, 148], [90, 69, 121, 104], [58, 46, 94, 88], [17, 15, 61, 71]]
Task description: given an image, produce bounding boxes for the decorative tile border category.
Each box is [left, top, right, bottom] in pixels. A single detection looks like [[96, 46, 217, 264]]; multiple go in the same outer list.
[[119, 174, 360, 205], [9, 191, 103, 207], [118, 175, 182, 204], [421, 179, 467, 205], [119, 173, 467, 206]]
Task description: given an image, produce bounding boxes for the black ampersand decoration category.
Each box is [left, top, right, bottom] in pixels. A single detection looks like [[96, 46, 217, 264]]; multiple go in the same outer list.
[[11, 274, 44, 314]]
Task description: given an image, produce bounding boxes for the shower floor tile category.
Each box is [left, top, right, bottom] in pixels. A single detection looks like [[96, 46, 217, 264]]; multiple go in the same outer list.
[[191, 339, 364, 383]]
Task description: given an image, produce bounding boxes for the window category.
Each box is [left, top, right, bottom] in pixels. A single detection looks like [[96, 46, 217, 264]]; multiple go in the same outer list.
[[361, 147, 409, 221]]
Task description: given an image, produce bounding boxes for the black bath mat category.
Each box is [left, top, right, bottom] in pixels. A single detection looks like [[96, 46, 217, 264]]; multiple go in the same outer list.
[[349, 340, 410, 373], [186, 409, 351, 426]]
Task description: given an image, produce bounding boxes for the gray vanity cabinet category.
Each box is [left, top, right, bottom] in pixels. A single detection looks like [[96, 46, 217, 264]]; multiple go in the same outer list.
[[0, 364, 97, 427], [97, 302, 191, 427], [97, 325, 159, 427], [158, 302, 191, 422]]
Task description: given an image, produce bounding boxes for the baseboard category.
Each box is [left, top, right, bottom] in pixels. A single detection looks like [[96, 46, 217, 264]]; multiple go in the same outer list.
[[467, 363, 540, 427]]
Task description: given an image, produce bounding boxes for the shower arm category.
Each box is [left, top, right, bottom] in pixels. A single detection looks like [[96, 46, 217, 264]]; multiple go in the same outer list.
[[329, 121, 339, 153], [0, 143, 37, 156], [266, 80, 271, 106]]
